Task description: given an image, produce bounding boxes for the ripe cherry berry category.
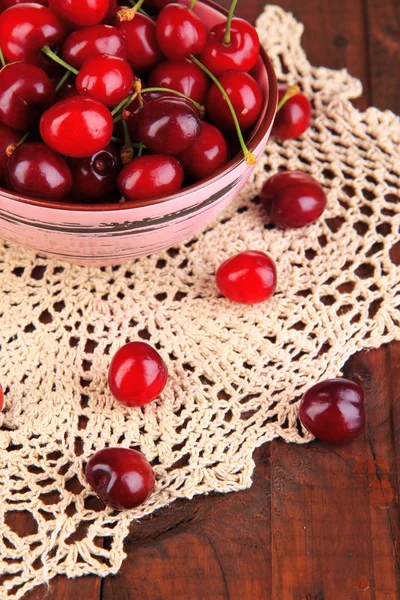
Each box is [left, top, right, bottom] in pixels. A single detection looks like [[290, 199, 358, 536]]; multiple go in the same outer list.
[[299, 379, 365, 444], [40, 96, 113, 158], [49, 0, 110, 27], [177, 122, 228, 182], [62, 24, 128, 69], [108, 341, 168, 407], [0, 63, 56, 131], [216, 251, 277, 304], [115, 12, 163, 73], [0, 3, 64, 70], [0, 123, 20, 184], [260, 171, 327, 229], [6, 142, 72, 200], [86, 447, 155, 510], [200, 18, 260, 77], [206, 70, 263, 132], [76, 55, 134, 107], [117, 155, 184, 203], [68, 143, 121, 200], [272, 87, 311, 140], [156, 3, 206, 60], [138, 96, 201, 155], [148, 59, 210, 105]]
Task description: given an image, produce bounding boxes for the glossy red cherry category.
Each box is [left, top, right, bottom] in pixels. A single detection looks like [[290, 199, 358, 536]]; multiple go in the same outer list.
[[0, 0, 48, 10], [0, 4, 64, 70], [0, 123, 19, 185], [206, 70, 263, 132], [62, 24, 127, 69], [177, 122, 228, 181], [68, 142, 120, 200], [216, 251, 277, 304], [103, 0, 116, 22], [299, 379, 365, 444], [40, 96, 113, 158], [49, 0, 110, 27], [138, 96, 201, 155], [117, 154, 184, 202], [0, 63, 55, 131], [156, 3, 206, 60], [108, 341, 168, 407], [200, 18, 260, 77], [76, 54, 134, 107], [6, 142, 72, 200], [85, 447, 155, 510], [260, 170, 327, 229], [273, 88, 311, 140], [148, 59, 210, 104], [115, 12, 163, 73], [118, 90, 170, 142]]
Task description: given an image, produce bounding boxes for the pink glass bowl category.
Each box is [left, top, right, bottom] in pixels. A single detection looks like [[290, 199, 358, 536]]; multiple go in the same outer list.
[[0, 0, 278, 266]]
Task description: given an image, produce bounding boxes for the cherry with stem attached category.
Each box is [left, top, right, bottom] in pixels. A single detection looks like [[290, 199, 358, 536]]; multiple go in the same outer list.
[[272, 85, 311, 140]]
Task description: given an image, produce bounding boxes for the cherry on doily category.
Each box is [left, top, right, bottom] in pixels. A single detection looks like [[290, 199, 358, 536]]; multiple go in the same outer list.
[[86, 447, 155, 510], [272, 86, 311, 140], [108, 341, 168, 407], [216, 250, 277, 304], [299, 379, 365, 444]]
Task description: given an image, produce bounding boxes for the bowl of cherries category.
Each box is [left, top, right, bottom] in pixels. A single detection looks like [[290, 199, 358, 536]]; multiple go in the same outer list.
[[0, 0, 278, 266]]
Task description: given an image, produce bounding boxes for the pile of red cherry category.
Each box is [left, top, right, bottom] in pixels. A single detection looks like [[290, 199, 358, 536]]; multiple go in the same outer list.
[[0, 0, 366, 512], [0, 0, 273, 203]]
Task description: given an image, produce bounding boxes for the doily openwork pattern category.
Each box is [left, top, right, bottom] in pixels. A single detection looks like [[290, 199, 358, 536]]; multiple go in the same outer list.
[[0, 5, 400, 599]]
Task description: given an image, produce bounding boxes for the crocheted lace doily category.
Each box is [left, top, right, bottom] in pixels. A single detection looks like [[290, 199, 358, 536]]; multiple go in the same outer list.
[[1, 5, 400, 599]]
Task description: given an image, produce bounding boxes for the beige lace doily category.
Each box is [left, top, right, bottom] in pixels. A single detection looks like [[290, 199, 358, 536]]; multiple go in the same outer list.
[[1, 5, 400, 599]]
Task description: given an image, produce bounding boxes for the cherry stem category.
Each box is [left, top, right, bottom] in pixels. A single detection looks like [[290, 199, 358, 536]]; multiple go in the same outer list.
[[42, 46, 78, 75], [111, 90, 139, 118], [189, 0, 197, 9], [6, 131, 29, 157], [121, 120, 134, 164], [190, 55, 256, 165], [223, 0, 239, 45], [55, 70, 71, 93], [128, 0, 150, 16], [276, 84, 300, 112], [0, 46, 5, 68], [138, 142, 144, 158], [141, 87, 204, 112], [117, 0, 145, 21]]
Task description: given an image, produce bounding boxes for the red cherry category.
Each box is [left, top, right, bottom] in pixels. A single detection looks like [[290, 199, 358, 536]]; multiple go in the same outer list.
[[206, 70, 263, 132], [108, 341, 168, 407], [177, 121, 228, 181], [115, 11, 163, 73], [0, 63, 55, 131], [6, 142, 72, 200], [138, 96, 201, 155], [0, 123, 19, 185], [40, 96, 113, 158], [299, 379, 365, 444], [0, 0, 48, 10], [116, 90, 170, 142], [86, 447, 155, 510], [117, 154, 184, 203], [68, 142, 120, 200], [216, 251, 277, 304], [62, 24, 127, 69], [49, 0, 110, 27], [103, 0, 116, 22], [76, 54, 134, 107], [273, 88, 311, 140], [0, 4, 64, 70], [260, 170, 327, 229], [156, 3, 206, 60], [148, 59, 210, 104], [200, 18, 260, 77]]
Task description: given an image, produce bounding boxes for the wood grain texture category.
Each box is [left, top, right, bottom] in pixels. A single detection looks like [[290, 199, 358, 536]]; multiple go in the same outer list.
[[12, 2, 400, 599]]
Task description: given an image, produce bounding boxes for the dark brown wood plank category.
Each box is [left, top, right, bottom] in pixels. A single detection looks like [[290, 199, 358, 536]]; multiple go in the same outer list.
[[23, 575, 102, 600], [102, 445, 272, 600], [365, 0, 400, 112]]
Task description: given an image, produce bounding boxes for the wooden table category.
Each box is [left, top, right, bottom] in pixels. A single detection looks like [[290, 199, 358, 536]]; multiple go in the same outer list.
[[24, 1, 400, 598]]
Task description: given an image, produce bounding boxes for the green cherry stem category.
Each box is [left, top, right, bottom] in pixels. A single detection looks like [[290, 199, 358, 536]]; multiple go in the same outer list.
[[190, 54, 256, 165], [0, 46, 5, 68], [55, 70, 72, 93], [223, 0, 239, 45], [276, 84, 300, 112], [42, 46, 78, 75], [137, 142, 144, 158], [6, 131, 29, 157], [111, 90, 139, 118], [128, 0, 150, 16], [189, 0, 197, 9], [141, 87, 204, 112]]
